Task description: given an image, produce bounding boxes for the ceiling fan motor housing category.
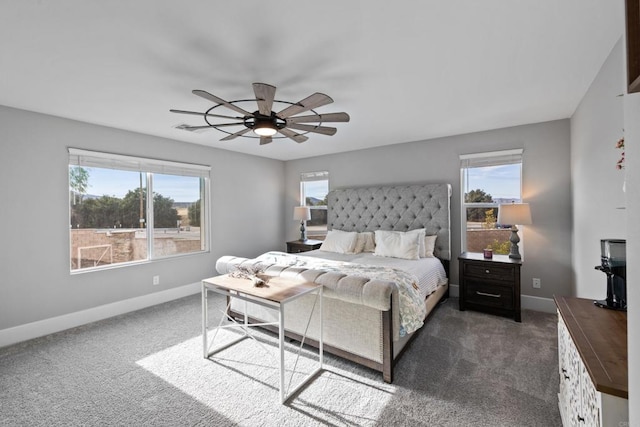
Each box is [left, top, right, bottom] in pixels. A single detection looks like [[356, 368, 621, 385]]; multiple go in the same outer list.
[[245, 111, 285, 135]]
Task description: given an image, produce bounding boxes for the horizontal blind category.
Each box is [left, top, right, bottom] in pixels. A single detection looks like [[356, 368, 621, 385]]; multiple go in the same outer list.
[[301, 171, 329, 182], [68, 148, 210, 178], [460, 148, 523, 168]]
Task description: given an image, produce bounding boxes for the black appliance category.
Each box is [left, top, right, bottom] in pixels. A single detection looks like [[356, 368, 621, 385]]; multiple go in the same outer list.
[[594, 239, 627, 311]]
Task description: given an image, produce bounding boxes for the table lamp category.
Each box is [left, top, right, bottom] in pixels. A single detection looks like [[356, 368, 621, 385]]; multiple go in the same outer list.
[[293, 206, 311, 241], [497, 203, 532, 260]]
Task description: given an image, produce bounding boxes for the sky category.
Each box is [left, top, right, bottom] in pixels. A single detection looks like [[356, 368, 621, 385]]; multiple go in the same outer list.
[[76, 167, 201, 203], [465, 164, 521, 200], [304, 180, 329, 200], [76, 164, 518, 204]]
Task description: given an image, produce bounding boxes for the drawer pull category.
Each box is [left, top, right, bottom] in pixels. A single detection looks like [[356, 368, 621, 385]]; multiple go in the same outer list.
[[476, 291, 501, 298], [485, 269, 490, 274], [563, 374, 570, 380], [577, 415, 585, 423]]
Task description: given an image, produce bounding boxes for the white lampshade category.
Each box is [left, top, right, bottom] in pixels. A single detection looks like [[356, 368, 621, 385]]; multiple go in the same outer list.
[[293, 206, 311, 221], [497, 203, 532, 226]]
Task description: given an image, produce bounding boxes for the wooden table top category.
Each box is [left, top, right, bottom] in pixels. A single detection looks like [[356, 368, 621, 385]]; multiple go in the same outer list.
[[203, 274, 320, 304], [554, 296, 628, 398]]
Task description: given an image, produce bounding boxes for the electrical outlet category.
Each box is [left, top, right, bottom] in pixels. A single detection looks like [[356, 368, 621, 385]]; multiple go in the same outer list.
[[153, 275, 160, 286], [532, 278, 541, 289]]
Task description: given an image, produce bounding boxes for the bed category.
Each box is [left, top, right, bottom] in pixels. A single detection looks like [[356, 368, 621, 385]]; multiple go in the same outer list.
[[215, 183, 451, 382]]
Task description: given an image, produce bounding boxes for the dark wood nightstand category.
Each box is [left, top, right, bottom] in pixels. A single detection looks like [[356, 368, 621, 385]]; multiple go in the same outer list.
[[458, 252, 522, 322], [286, 239, 323, 254]]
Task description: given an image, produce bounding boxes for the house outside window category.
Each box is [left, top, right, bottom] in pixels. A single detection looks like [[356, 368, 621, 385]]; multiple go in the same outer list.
[[460, 149, 523, 254], [69, 148, 209, 272], [300, 171, 329, 237]]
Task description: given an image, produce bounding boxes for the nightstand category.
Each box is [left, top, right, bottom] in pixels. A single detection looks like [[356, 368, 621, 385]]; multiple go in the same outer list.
[[458, 252, 522, 322], [286, 239, 323, 254]]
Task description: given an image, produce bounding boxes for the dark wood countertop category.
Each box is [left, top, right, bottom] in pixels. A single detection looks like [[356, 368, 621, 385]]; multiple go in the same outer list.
[[458, 251, 522, 265], [554, 296, 628, 399]]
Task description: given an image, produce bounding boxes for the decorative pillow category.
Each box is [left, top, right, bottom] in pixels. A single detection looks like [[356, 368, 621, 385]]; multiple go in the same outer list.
[[320, 229, 359, 254], [354, 231, 376, 253], [374, 230, 420, 260], [423, 235, 437, 257], [407, 228, 427, 257]]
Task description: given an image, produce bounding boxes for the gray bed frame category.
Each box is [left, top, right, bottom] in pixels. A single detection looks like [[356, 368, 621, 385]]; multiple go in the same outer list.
[[226, 183, 452, 382], [327, 183, 451, 269]]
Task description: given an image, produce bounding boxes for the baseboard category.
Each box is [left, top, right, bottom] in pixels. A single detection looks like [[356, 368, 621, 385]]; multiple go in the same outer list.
[[0, 282, 201, 348], [521, 294, 556, 313], [449, 284, 460, 297], [448, 284, 555, 313]]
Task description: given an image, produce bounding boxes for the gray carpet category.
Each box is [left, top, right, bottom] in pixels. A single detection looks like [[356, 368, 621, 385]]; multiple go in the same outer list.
[[0, 294, 561, 426]]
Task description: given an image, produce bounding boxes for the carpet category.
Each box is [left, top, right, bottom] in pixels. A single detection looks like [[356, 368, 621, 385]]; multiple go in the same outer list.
[[0, 293, 561, 426]]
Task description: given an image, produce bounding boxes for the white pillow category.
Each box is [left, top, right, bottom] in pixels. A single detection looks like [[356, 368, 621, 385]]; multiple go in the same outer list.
[[354, 232, 376, 253], [407, 228, 427, 257], [424, 235, 437, 257], [374, 230, 420, 260], [320, 229, 358, 254]]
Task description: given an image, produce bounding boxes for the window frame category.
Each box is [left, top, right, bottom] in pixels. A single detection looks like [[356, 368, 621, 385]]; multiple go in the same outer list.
[[300, 171, 329, 237], [68, 148, 210, 273], [460, 149, 523, 253]]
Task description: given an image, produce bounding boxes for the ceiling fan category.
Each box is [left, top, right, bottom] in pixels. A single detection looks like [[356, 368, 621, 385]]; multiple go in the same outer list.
[[170, 83, 350, 145]]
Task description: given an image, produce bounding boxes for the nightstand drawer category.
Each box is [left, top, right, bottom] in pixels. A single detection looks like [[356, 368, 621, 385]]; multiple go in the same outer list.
[[463, 262, 515, 282], [464, 280, 514, 310]]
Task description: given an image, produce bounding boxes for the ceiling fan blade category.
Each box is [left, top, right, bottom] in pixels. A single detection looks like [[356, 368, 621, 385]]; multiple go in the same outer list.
[[286, 123, 337, 136], [170, 109, 243, 120], [286, 112, 350, 124], [192, 90, 253, 116], [177, 125, 217, 131], [220, 127, 252, 141], [276, 93, 334, 119], [253, 83, 276, 116], [278, 127, 308, 143], [207, 122, 245, 128], [259, 136, 273, 145], [179, 122, 244, 131]]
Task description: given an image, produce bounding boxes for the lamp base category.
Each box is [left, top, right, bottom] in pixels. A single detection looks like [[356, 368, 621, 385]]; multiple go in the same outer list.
[[508, 226, 521, 260], [299, 221, 307, 241]]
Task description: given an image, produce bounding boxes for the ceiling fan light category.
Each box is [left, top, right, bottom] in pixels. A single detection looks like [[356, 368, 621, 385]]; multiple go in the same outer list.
[[254, 123, 277, 136]]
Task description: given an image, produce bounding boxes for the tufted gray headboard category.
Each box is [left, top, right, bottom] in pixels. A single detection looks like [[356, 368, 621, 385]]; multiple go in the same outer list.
[[327, 184, 452, 260]]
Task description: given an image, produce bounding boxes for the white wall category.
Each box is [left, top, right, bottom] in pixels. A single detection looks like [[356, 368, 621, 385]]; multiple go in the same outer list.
[[623, 25, 640, 427], [284, 119, 573, 302], [570, 39, 626, 298], [0, 106, 284, 334], [571, 31, 638, 424], [624, 89, 640, 427]]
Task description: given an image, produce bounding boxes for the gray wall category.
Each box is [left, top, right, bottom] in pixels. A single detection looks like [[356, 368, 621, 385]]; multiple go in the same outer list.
[[284, 119, 573, 299], [571, 34, 639, 424], [624, 83, 640, 427], [0, 106, 284, 330], [570, 38, 626, 298]]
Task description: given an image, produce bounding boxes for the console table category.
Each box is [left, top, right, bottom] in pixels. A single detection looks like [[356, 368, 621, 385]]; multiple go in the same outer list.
[[202, 274, 323, 403]]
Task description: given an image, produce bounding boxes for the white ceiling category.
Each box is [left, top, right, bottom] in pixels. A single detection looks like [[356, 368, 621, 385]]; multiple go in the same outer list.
[[0, 1, 622, 161]]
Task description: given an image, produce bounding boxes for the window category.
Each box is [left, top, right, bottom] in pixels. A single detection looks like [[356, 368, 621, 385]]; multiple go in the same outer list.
[[300, 171, 329, 237], [69, 148, 209, 272], [460, 149, 522, 254]]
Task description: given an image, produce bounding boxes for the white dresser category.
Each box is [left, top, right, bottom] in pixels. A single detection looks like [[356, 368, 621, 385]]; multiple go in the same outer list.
[[555, 296, 628, 427]]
